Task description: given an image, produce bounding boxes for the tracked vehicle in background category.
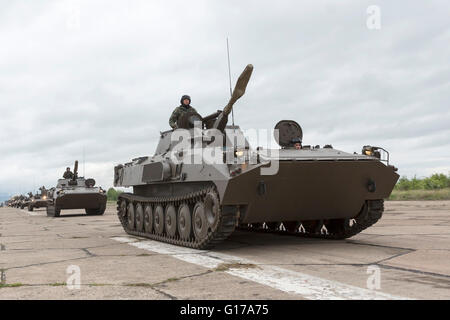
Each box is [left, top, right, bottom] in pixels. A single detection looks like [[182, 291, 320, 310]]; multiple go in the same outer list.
[[114, 64, 399, 249], [47, 161, 107, 217], [26, 187, 49, 211]]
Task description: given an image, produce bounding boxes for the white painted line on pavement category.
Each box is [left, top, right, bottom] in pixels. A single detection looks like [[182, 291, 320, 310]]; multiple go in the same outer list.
[[112, 236, 410, 300]]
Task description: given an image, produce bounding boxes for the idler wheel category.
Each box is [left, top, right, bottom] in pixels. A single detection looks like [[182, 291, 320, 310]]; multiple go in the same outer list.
[[135, 203, 144, 232], [154, 205, 165, 235], [193, 202, 209, 241], [178, 203, 192, 240], [165, 204, 177, 238], [143, 204, 153, 233], [127, 203, 135, 230], [283, 221, 300, 232], [302, 220, 324, 234], [265, 222, 281, 230], [204, 191, 220, 230]]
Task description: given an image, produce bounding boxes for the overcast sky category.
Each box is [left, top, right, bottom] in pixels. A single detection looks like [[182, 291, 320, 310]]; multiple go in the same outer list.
[[0, 0, 449, 196]]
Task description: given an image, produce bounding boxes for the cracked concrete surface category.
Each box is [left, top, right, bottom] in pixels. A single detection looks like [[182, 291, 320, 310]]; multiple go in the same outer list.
[[0, 201, 449, 299]]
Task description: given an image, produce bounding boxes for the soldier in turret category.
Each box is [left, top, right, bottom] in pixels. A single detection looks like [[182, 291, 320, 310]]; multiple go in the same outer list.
[[63, 167, 74, 179], [169, 95, 198, 129]]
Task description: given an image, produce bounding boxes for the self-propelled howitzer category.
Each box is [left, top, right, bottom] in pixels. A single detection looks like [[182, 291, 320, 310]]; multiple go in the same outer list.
[[114, 64, 399, 249]]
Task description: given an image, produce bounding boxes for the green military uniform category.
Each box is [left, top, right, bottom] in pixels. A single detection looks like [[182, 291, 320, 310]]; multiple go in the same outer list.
[[169, 105, 198, 129], [169, 95, 197, 129], [63, 170, 74, 179]]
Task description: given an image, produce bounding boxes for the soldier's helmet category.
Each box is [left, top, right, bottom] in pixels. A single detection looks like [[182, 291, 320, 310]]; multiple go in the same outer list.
[[180, 95, 191, 105]]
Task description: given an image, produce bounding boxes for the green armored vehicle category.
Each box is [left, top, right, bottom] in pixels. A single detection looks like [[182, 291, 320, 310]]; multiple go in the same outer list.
[[114, 64, 399, 249], [25, 187, 49, 211], [47, 161, 107, 217], [12, 195, 25, 208]]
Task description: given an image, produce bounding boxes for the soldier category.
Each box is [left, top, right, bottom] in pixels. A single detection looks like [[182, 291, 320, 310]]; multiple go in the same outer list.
[[63, 167, 74, 179], [291, 137, 302, 150], [169, 95, 198, 129]]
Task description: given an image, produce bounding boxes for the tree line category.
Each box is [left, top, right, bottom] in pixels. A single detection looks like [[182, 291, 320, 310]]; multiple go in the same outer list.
[[395, 173, 450, 191], [106, 188, 123, 201]]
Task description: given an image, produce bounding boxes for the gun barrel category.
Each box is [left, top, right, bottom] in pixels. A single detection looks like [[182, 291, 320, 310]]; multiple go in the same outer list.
[[213, 64, 253, 132], [223, 64, 254, 116], [73, 161, 79, 178]]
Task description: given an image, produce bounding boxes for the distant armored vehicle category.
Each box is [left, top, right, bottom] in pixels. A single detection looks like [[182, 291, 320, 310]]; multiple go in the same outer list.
[[113, 64, 399, 249], [13, 195, 27, 209], [47, 161, 107, 217], [19, 193, 32, 209], [26, 187, 49, 211]]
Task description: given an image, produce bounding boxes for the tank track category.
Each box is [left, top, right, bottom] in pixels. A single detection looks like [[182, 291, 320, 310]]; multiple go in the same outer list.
[[237, 199, 384, 240], [117, 184, 238, 249]]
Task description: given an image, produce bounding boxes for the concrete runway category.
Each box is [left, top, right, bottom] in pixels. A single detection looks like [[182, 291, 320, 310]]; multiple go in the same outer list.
[[0, 201, 449, 299]]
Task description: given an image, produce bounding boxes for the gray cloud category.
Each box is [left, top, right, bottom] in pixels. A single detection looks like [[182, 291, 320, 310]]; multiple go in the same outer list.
[[1, 0, 449, 195]]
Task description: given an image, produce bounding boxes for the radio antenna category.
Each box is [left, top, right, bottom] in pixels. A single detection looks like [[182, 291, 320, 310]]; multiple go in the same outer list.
[[226, 37, 235, 128], [83, 146, 85, 177]]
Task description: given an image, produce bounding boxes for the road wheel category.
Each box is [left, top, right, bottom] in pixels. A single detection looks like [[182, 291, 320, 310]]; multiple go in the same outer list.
[[135, 203, 144, 232], [325, 218, 352, 236], [283, 221, 299, 232], [165, 204, 177, 238], [250, 223, 263, 229], [204, 191, 220, 230], [154, 205, 165, 235], [178, 203, 192, 241], [193, 202, 208, 241], [119, 200, 127, 218], [302, 220, 324, 234], [143, 204, 153, 233], [265, 222, 281, 230], [127, 203, 135, 230]]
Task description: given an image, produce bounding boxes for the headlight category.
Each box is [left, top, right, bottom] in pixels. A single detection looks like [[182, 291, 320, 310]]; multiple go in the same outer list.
[[362, 146, 381, 159], [235, 150, 245, 157], [42, 196, 47, 200]]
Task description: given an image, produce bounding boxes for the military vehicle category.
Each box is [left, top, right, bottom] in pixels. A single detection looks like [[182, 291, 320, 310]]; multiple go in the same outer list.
[[47, 161, 107, 217], [19, 193, 32, 209], [6, 196, 16, 207], [25, 187, 49, 211], [113, 64, 399, 249], [12, 195, 26, 208]]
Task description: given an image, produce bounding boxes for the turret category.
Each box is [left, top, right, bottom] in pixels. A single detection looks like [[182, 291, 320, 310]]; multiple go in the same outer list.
[[176, 64, 254, 132]]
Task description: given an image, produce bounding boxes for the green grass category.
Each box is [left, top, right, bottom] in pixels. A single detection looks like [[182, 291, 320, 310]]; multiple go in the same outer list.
[[214, 263, 257, 272], [125, 283, 154, 288], [0, 283, 23, 288], [48, 282, 66, 286], [389, 188, 450, 201]]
